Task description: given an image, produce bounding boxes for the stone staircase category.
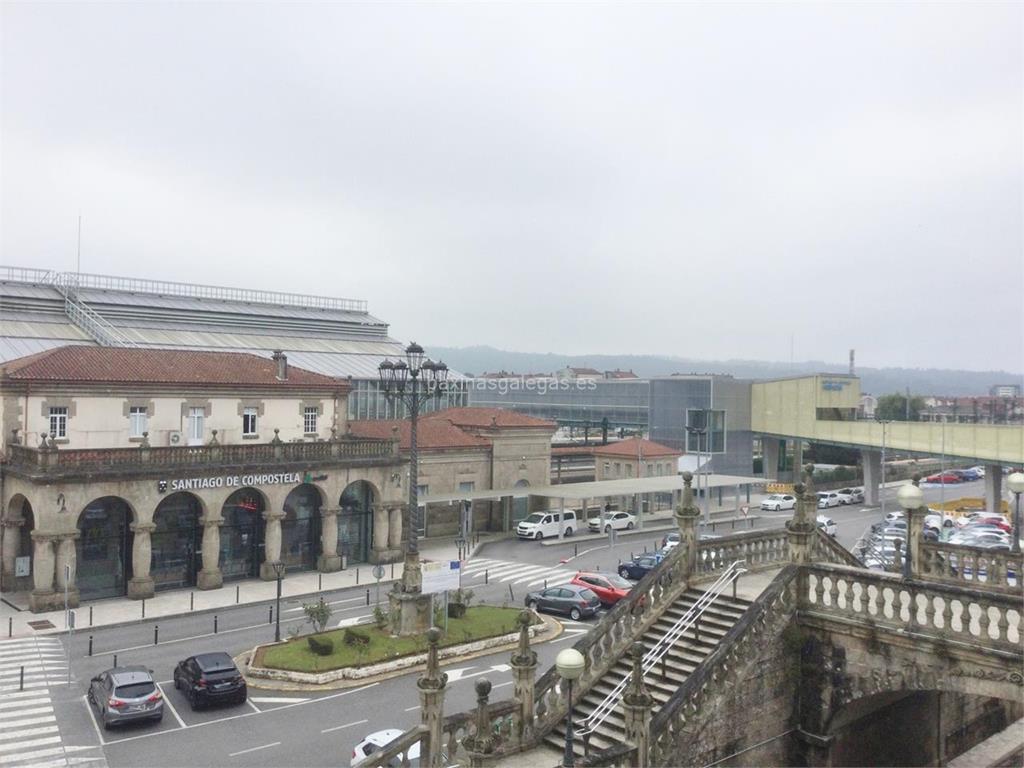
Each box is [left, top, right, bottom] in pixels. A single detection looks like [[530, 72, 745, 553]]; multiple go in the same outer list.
[[545, 587, 753, 758]]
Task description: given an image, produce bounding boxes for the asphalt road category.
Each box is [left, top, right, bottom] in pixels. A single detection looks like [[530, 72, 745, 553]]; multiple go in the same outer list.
[[5, 478, 997, 768]]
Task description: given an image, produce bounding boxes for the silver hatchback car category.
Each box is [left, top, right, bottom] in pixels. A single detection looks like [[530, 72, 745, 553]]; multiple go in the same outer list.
[[87, 666, 164, 729]]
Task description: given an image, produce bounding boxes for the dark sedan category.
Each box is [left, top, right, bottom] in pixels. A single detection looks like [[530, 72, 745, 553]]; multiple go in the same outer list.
[[618, 555, 660, 580], [173, 652, 247, 710], [525, 584, 601, 620]]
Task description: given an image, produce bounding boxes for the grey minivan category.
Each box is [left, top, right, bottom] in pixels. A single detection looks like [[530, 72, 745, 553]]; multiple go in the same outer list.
[[87, 666, 164, 729]]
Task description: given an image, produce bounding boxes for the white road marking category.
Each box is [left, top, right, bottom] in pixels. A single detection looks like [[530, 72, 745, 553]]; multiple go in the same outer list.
[[321, 719, 368, 734], [102, 616, 308, 654], [228, 742, 280, 758], [284, 596, 363, 613], [492, 681, 514, 689], [0, 681, 52, 694], [524, 572, 575, 588], [0, 697, 50, 711], [499, 565, 556, 582], [0, 726, 60, 743], [0, 706, 54, 719], [0, 736, 62, 754], [245, 700, 260, 714], [404, 705, 420, 712], [335, 615, 370, 628], [249, 697, 310, 704], [0, 745, 69, 764], [156, 684, 186, 729]]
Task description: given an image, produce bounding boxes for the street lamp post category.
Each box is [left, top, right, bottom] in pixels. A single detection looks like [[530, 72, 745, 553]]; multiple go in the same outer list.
[[379, 343, 449, 635], [686, 419, 708, 526], [272, 561, 286, 642], [1007, 472, 1024, 555], [896, 480, 924, 580], [556, 648, 586, 768]]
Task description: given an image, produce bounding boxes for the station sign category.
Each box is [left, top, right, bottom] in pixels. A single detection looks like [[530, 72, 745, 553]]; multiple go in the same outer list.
[[161, 472, 304, 493]]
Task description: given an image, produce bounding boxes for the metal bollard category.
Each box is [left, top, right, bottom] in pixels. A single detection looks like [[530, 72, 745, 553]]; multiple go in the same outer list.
[[318, 573, 322, 591], [544, 579, 547, 590], [269, 606, 273, 624], [89, 606, 94, 626], [190, 592, 194, 612], [7, 616, 10, 637], [485, 569, 489, 584], [365, 589, 370, 606], [391, 563, 395, 579], [154, 625, 159, 645], [733, 577, 738, 599], [643, 545, 647, 554], [113, 654, 118, 668], [214, 615, 218, 634], [19, 666, 24, 691], [236, 585, 240, 604], [141, 599, 145, 619], [508, 584, 514, 601], [356, 568, 360, 585], [574, 544, 578, 557], [88, 635, 93, 656]]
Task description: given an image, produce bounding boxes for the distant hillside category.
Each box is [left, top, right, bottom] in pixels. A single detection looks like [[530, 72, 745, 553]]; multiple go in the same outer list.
[[429, 345, 1022, 397]]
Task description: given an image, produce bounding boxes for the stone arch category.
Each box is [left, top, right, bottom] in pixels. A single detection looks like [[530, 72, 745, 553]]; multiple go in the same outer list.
[[151, 492, 206, 591], [338, 480, 377, 565], [75, 496, 136, 601], [280, 483, 324, 572], [2, 494, 35, 591], [220, 487, 267, 581]]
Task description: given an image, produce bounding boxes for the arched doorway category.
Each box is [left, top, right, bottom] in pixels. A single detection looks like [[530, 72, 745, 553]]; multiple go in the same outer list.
[[338, 481, 374, 565], [220, 489, 265, 582], [151, 493, 203, 591], [512, 479, 530, 523], [3, 495, 34, 592], [76, 497, 133, 601], [281, 484, 322, 572]]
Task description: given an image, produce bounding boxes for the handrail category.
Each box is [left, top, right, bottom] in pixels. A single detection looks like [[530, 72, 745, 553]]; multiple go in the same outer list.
[[578, 559, 747, 736]]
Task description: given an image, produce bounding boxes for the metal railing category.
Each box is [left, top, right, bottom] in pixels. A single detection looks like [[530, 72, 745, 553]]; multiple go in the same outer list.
[[578, 559, 747, 736], [1, 265, 368, 313]]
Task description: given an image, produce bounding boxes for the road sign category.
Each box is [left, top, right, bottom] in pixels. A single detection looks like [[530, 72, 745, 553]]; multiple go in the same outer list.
[[741, 505, 750, 517], [372, 564, 386, 580], [421, 560, 461, 594]]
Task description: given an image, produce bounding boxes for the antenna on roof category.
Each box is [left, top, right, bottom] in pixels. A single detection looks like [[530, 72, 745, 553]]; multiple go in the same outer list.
[[76, 214, 82, 275]]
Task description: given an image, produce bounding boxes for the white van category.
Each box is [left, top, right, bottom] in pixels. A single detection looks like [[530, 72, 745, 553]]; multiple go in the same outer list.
[[516, 510, 578, 540]]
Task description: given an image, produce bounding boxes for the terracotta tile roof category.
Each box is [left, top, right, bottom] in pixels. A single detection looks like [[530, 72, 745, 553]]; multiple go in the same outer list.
[[348, 419, 490, 451], [0, 345, 342, 389], [589, 437, 680, 458], [423, 407, 556, 430]]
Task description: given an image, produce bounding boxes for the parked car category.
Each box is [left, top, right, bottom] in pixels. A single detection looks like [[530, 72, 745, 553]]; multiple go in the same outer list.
[[587, 511, 636, 533], [884, 510, 905, 523], [661, 532, 680, 549], [87, 666, 163, 730], [836, 487, 865, 504], [515, 510, 577, 540], [571, 572, 633, 607], [352, 729, 418, 767], [973, 516, 1011, 533], [816, 491, 841, 509], [760, 494, 796, 512], [967, 466, 986, 478], [816, 515, 837, 537], [956, 468, 983, 482], [173, 652, 247, 710], [618, 555, 661, 581], [924, 472, 961, 484], [525, 583, 601, 620]]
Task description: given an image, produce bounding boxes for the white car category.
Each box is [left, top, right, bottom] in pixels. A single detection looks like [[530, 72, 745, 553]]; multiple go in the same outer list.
[[884, 510, 905, 523], [816, 491, 841, 509], [588, 511, 636, 533], [352, 729, 419, 767], [816, 515, 837, 536], [760, 494, 796, 511], [836, 487, 864, 504], [515, 511, 577, 540]]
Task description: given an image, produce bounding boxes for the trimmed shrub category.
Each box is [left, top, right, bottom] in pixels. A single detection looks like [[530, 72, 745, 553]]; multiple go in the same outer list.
[[343, 627, 371, 647], [307, 635, 334, 656], [447, 602, 467, 619]]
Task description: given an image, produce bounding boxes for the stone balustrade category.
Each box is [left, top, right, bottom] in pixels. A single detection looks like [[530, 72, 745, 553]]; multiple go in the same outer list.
[[802, 563, 1022, 652], [918, 540, 1021, 594], [438, 699, 521, 765], [811, 527, 863, 567], [577, 743, 640, 767], [364, 724, 429, 768], [7, 435, 398, 478], [695, 528, 790, 576]]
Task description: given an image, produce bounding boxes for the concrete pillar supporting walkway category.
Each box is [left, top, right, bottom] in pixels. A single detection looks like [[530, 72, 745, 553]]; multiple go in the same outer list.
[[862, 449, 882, 505]]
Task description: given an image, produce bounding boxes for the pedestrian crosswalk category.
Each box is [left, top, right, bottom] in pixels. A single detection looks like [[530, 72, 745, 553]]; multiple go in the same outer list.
[[0, 636, 105, 768], [461, 558, 582, 588]]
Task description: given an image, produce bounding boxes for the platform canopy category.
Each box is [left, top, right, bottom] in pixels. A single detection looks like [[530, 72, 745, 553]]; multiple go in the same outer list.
[[417, 472, 762, 505]]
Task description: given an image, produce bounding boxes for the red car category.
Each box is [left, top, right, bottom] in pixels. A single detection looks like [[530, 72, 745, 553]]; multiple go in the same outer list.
[[974, 516, 1012, 533], [925, 472, 961, 484], [570, 572, 633, 607]]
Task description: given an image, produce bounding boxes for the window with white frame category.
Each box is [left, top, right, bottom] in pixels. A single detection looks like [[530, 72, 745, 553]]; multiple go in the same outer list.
[[242, 407, 258, 436], [458, 481, 475, 493], [416, 484, 429, 498], [49, 407, 68, 438], [303, 406, 318, 434], [129, 406, 148, 437]]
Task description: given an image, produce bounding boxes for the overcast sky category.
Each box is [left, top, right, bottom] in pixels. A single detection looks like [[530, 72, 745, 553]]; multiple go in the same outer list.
[[2, 2, 1021, 373]]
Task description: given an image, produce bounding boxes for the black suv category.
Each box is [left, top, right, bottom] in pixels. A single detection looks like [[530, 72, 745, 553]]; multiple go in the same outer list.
[[173, 652, 247, 710]]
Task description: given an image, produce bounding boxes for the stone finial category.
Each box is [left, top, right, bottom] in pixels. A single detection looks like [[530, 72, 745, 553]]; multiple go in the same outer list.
[[675, 471, 700, 520], [10, 428, 19, 446], [512, 609, 536, 666], [139, 431, 151, 449], [417, 627, 447, 691], [463, 678, 496, 756], [39, 432, 50, 450], [912, 473, 921, 487], [490, 415, 498, 428], [801, 463, 815, 492], [270, 428, 283, 445], [208, 429, 219, 446], [624, 641, 650, 704], [330, 426, 338, 442]]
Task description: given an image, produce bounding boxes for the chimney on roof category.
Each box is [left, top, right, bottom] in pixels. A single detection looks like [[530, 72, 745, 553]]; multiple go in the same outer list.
[[272, 350, 288, 380]]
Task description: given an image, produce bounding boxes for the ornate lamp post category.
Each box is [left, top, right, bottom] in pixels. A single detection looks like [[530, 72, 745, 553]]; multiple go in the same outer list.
[[379, 342, 448, 635], [271, 560, 286, 642], [556, 647, 586, 768], [896, 480, 924, 580], [1006, 471, 1024, 555]]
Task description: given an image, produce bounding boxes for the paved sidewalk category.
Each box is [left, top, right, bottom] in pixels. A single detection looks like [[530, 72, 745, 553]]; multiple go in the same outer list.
[[0, 534, 497, 640]]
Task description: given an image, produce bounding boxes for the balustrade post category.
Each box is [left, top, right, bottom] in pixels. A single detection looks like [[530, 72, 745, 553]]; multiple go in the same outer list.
[[417, 628, 447, 768], [510, 610, 537, 744], [674, 473, 701, 579], [787, 465, 817, 566], [462, 680, 497, 768], [621, 642, 653, 768], [906, 493, 927, 580]]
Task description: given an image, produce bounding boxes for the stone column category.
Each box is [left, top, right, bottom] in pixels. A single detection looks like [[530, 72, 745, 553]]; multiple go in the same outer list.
[[1, 518, 24, 591], [318, 507, 341, 572], [787, 466, 817, 566], [906, 480, 927, 580], [674, 473, 701, 579], [510, 610, 537, 744], [259, 511, 285, 580], [763, 438, 781, 481], [622, 642, 654, 767], [862, 449, 882, 505], [388, 506, 403, 549], [372, 505, 388, 550], [54, 533, 80, 608], [197, 516, 223, 590], [29, 532, 57, 612], [417, 627, 448, 768], [984, 466, 1003, 516], [128, 522, 156, 599], [463, 679, 497, 768]]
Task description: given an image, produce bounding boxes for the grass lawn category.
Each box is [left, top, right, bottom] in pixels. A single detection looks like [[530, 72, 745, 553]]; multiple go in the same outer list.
[[258, 605, 535, 673]]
